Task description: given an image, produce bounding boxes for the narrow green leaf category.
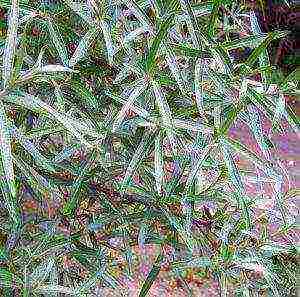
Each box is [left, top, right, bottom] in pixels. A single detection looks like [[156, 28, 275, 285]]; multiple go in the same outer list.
[[248, 87, 299, 134], [280, 68, 300, 90], [64, 0, 93, 23], [69, 79, 99, 111], [52, 82, 65, 113], [217, 103, 244, 138], [162, 208, 195, 252], [12, 43, 26, 82], [0, 176, 20, 228], [122, 130, 156, 193], [171, 43, 203, 57], [39, 65, 74, 73], [11, 125, 56, 172], [4, 92, 95, 147], [35, 285, 75, 295], [194, 58, 206, 113], [285, 104, 300, 134], [139, 253, 163, 297], [63, 149, 98, 217], [179, 0, 232, 74], [46, 20, 68, 66], [112, 79, 148, 132], [244, 33, 274, 69], [151, 79, 177, 155], [146, 14, 174, 72], [173, 119, 213, 134], [0, 267, 23, 288], [165, 158, 189, 196], [173, 256, 211, 269], [185, 143, 215, 193], [235, 191, 251, 230], [100, 20, 115, 65], [190, 2, 213, 16], [69, 26, 100, 68], [163, 44, 186, 95], [28, 258, 55, 287], [249, 11, 272, 88], [106, 91, 150, 119], [2, 0, 19, 89], [220, 34, 266, 51], [0, 101, 16, 199], [26, 124, 65, 139], [154, 131, 163, 194], [271, 94, 285, 132], [247, 105, 270, 160], [224, 136, 280, 176], [220, 137, 244, 192], [207, 0, 221, 38], [13, 154, 60, 203]]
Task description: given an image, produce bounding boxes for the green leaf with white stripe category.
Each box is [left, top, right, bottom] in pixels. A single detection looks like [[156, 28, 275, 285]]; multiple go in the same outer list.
[[151, 79, 177, 155], [46, 20, 68, 66], [154, 131, 164, 194], [112, 79, 148, 132], [247, 105, 270, 161], [163, 44, 186, 95], [63, 148, 99, 217], [122, 130, 156, 194], [2, 0, 19, 89], [0, 102, 16, 199], [0, 174, 20, 228], [69, 26, 100, 68], [100, 20, 115, 65], [271, 93, 286, 133], [224, 136, 280, 177], [145, 13, 174, 72], [220, 137, 244, 193], [139, 253, 163, 297], [162, 208, 195, 253], [11, 125, 56, 173], [4, 92, 95, 147]]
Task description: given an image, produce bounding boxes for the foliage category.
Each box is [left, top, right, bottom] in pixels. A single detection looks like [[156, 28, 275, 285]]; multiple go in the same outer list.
[[0, 0, 298, 296]]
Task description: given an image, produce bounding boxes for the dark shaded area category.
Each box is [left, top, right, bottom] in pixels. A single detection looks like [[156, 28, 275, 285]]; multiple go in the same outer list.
[[255, 0, 299, 73]]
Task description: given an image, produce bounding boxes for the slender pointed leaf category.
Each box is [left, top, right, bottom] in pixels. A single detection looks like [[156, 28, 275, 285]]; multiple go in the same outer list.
[[69, 26, 100, 67], [151, 79, 177, 155], [139, 253, 163, 297], [207, 0, 221, 38], [2, 0, 19, 89], [0, 101, 15, 199], [247, 105, 270, 160], [220, 137, 244, 193], [112, 80, 147, 132], [11, 125, 56, 172], [63, 148, 98, 217], [146, 13, 174, 72], [154, 131, 163, 194], [122, 130, 156, 193], [46, 20, 68, 66], [100, 20, 115, 65]]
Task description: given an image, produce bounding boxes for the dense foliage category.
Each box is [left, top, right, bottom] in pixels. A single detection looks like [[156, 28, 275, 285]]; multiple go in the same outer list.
[[0, 0, 299, 296]]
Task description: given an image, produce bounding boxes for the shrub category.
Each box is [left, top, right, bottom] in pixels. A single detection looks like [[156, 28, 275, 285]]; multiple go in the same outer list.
[[0, 0, 298, 296]]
